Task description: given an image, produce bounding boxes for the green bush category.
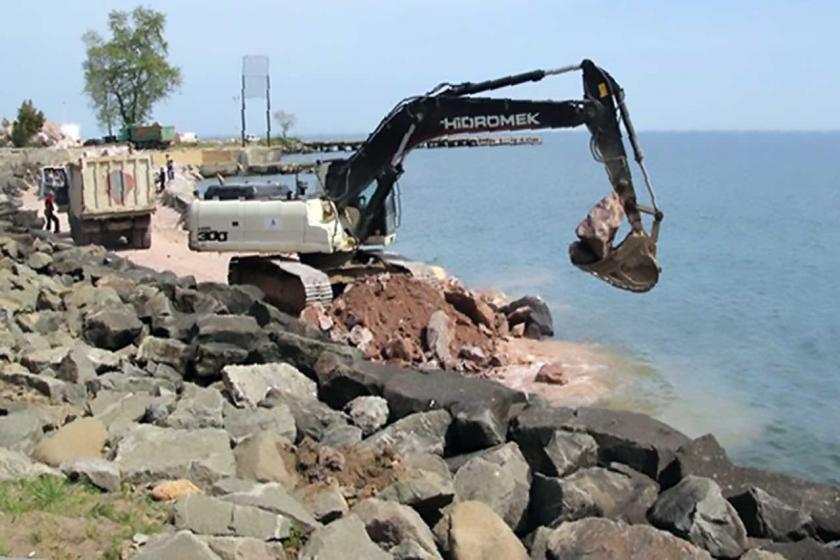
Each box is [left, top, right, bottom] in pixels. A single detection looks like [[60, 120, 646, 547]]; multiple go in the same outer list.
[[10, 99, 45, 148]]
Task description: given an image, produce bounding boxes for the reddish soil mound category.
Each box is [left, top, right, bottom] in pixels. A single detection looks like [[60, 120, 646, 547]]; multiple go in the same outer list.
[[322, 274, 499, 369]]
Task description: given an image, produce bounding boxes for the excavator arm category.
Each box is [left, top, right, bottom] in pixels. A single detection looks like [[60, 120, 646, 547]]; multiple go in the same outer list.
[[323, 59, 662, 291]]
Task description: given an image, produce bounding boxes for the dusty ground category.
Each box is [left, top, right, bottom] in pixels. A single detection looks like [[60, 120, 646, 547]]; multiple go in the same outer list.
[[0, 477, 169, 560], [20, 179, 230, 283]]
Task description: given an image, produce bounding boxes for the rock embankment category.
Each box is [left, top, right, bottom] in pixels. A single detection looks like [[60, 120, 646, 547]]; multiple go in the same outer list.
[[1, 191, 840, 557]]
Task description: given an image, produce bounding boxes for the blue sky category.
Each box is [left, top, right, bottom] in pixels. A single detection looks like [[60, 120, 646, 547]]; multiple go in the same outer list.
[[1, 1, 836, 137]]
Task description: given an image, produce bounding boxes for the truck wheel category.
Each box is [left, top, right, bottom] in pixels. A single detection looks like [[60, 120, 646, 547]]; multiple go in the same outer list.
[[69, 216, 90, 245], [132, 226, 151, 249]]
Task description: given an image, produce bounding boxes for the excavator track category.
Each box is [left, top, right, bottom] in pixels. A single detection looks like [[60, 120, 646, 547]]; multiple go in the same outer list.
[[228, 251, 435, 315], [228, 256, 333, 315]]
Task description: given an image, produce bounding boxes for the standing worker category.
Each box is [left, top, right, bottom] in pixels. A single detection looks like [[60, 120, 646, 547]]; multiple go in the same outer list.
[[43, 191, 59, 234], [166, 154, 175, 182], [157, 167, 167, 193]]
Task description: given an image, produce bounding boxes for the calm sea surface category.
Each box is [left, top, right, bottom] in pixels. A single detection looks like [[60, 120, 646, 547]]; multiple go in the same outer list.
[[210, 132, 840, 484]]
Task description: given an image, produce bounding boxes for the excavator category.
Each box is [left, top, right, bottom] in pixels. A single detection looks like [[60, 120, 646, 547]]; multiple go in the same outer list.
[[188, 59, 663, 314]]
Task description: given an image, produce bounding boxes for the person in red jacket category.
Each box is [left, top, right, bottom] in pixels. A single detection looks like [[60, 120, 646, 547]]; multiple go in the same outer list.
[[43, 191, 59, 234]]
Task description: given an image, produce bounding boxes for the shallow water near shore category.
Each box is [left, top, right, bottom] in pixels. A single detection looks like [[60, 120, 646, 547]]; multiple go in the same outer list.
[[389, 131, 840, 485]]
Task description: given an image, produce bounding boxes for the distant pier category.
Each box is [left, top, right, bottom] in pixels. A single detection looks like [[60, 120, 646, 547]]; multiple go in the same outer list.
[[300, 134, 542, 153]]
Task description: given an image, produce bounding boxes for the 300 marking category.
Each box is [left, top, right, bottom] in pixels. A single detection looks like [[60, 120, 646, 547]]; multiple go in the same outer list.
[[197, 229, 229, 242]]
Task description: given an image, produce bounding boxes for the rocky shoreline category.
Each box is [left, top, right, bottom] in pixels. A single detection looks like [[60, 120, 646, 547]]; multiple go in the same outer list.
[[1, 160, 839, 559]]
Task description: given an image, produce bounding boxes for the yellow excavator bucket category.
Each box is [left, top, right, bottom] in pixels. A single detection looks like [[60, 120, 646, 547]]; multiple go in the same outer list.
[[575, 230, 660, 293]]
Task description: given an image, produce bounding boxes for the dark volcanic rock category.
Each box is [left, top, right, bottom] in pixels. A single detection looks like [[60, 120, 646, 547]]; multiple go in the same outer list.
[[572, 407, 690, 480], [271, 329, 361, 377], [193, 343, 249, 380], [83, 304, 143, 350], [762, 539, 840, 560], [664, 434, 840, 541], [197, 281, 264, 315], [503, 295, 554, 338], [529, 472, 598, 527], [650, 475, 748, 559], [453, 442, 531, 533], [729, 487, 816, 541], [196, 314, 259, 348], [151, 311, 197, 342], [538, 517, 713, 560], [316, 357, 524, 454], [510, 404, 688, 480], [529, 464, 657, 529]]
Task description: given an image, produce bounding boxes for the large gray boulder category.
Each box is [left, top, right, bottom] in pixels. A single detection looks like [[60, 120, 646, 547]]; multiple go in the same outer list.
[[761, 539, 840, 560], [193, 343, 250, 380], [114, 425, 236, 485], [299, 515, 392, 560], [219, 482, 320, 532], [538, 517, 712, 560], [61, 458, 121, 492], [729, 486, 816, 541], [174, 493, 291, 539], [261, 389, 342, 442], [529, 473, 598, 527], [560, 465, 659, 524], [379, 470, 455, 520], [543, 430, 598, 477], [664, 433, 840, 540], [222, 362, 317, 407], [352, 498, 442, 559], [314, 357, 523, 453], [204, 537, 286, 560], [510, 405, 688, 480], [55, 346, 97, 385], [0, 448, 59, 481], [0, 405, 45, 452], [151, 311, 197, 342], [363, 409, 451, 456], [134, 531, 221, 560], [83, 304, 143, 350], [136, 335, 193, 372], [299, 483, 348, 524], [234, 431, 296, 487], [223, 401, 297, 443], [166, 384, 225, 430], [196, 314, 260, 348], [453, 442, 531, 533], [650, 475, 748, 559]]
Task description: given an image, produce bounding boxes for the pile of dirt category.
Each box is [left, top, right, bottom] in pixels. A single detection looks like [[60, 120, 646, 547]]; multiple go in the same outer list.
[[301, 272, 554, 373], [294, 437, 407, 506]]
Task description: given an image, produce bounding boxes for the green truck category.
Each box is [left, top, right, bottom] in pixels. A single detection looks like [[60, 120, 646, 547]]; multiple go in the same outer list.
[[117, 123, 176, 149]]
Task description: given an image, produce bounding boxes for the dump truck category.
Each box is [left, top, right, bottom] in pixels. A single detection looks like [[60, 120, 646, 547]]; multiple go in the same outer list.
[[117, 123, 176, 149], [67, 154, 156, 249]]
